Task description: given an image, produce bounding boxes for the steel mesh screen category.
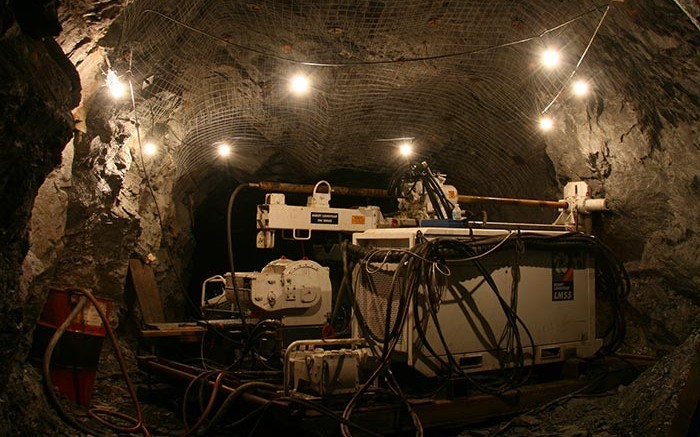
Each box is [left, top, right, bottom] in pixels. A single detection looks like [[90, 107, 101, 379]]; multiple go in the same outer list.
[[353, 263, 407, 350], [110, 1, 609, 195]]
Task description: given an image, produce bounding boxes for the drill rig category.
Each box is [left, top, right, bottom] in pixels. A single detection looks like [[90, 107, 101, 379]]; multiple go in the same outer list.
[[198, 162, 622, 402]]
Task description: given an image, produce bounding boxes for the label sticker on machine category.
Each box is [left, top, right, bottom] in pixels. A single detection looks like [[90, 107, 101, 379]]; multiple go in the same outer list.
[[351, 215, 366, 225], [310, 212, 339, 224], [552, 252, 579, 301]]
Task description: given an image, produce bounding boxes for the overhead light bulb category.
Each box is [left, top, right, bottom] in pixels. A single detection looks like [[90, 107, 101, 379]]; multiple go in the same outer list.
[[143, 142, 157, 156], [572, 80, 589, 96], [290, 74, 310, 95], [539, 116, 554, 131], [399, 142, 413, 157], [541, 49, 560, 68], [217, 143, 232, 157], [106, 69, 125, 98]]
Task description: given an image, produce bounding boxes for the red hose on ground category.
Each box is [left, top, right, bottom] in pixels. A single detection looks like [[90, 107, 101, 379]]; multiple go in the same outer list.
[[43, 287, 151, 436]]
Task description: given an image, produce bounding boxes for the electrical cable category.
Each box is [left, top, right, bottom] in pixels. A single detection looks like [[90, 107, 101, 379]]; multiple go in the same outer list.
[[182, 371, 226, 435], [417, 238, 535, 393], [388, 162, 456, 220], [195, 381, 277, 436], [343, 228, 624, 432], [327, 240, 354, 336], [274, 397, 385, 437], [124, 56, 204, 320], [541, 2, 612, 114], [225, 182, 258, 337], [350, 231, 574, 398], [142, 4, 612, 68], [42, 297, 104, 437], [444, 232, 629, 354], [81, 289, 151, 436], [341, 247, 438, 437], [223, 319, 282, 371]]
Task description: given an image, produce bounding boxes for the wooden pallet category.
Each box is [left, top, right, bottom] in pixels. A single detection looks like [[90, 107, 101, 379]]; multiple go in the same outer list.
[[127, 258, 205, 341]]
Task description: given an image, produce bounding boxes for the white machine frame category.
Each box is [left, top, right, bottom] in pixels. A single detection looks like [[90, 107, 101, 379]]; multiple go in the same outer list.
[[352, 227, 602, 377]]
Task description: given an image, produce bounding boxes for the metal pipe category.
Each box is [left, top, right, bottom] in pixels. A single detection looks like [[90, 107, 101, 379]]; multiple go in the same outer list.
[[140, 358, 270, 406], [256, 181, 388, 198], [457, 194, 568, 209], [255, 181, 567, 209]]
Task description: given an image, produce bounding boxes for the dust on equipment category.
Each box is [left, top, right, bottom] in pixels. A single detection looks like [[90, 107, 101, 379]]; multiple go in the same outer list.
[[169, 162, 626, 434]]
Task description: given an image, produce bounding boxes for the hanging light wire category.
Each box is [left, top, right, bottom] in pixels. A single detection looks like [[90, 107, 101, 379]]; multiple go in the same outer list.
[[540, 3, 612, 114], [141, 3, 613, 67]]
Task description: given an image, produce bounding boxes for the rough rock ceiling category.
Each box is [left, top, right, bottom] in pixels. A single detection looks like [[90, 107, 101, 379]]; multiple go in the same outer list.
[[101, 0, 615, 197]]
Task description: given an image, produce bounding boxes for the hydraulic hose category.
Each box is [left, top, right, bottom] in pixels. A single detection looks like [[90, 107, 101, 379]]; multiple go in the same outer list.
[[42, 296, 103, 436], [183, 371, 226, 436], [226, 182, 260, 336], [195, 381, 278, 436], [42, 288, 151, 436]]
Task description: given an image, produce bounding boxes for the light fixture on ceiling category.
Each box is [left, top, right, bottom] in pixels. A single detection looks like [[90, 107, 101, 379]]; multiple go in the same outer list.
[[539, 116, 554, 131], [541, 49, 560, 69], [143, 142, 158, 156], [290, 73, 310, 95], [572, 80, 590, 96], [374, 136, 415, 157], [217, 143, 232, 157], [399, 142, 413, 157], [106, 69, 126, 98]]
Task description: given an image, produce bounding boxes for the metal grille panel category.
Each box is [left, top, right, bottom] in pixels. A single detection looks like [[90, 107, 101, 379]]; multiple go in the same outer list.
[[352, 263, 407, 351]]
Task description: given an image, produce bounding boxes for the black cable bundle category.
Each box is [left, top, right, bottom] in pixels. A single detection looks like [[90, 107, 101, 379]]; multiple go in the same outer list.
[[339, 230, 630, 436], [346, 230, 630, 397], [339, 247, 425, 437], [457, 232, 630, 355], [388, 161, 455, 219], [411, 237, 536, 393], [340, 237, 533, 437]]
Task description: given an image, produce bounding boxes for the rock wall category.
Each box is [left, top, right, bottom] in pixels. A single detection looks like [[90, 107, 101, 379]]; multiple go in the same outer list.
[[23, 0, 194, 327], [0, 1, 80, 434], [543, 0, 700, 353], [28, 84, 194, 320], [1, 1, 192, 433], [1, 0, 698, 433]]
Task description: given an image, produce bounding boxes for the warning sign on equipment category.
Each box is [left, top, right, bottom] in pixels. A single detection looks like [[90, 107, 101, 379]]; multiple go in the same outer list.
[[552, 252, 576, 301], [310, 212, 339, 224]]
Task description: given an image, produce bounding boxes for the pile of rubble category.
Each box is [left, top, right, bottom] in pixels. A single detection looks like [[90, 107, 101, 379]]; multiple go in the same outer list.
[[463, 332, 699, 437]]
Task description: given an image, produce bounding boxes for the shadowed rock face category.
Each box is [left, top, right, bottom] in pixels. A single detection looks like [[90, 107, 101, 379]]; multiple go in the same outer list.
[[0, 0, 698, 433], [1, 1, 79, 433]]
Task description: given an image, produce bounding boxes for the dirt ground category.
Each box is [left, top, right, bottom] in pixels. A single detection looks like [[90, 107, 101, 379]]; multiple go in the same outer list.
[[459, 332, 699, 437], [48, 332, 699, 436]]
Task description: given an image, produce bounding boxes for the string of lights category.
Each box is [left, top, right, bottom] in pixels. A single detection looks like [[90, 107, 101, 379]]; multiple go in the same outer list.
[[142, 3, 611, 67], [539, 3, 612, 120], [105, 1, 617, 168]]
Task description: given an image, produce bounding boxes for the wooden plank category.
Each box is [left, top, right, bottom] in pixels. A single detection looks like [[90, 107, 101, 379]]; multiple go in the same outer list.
[[668, 340, 700, 437], [140, 323, 205, 341], [128, 258, 165, 324], [144, 322, 203, 330], [140, 327, 206, 338]]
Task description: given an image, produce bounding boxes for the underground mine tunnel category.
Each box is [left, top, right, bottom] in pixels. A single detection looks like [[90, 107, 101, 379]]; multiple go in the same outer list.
[[1, 0, 699, 435]]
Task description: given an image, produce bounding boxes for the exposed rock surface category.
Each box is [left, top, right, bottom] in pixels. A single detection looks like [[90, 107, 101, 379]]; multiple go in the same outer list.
[[24, 0, 194, 325], [461, 332, 700, 437], [0, 2, 79, 434], [0, 0, 698, 435], [543, 0, 700, 353]]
